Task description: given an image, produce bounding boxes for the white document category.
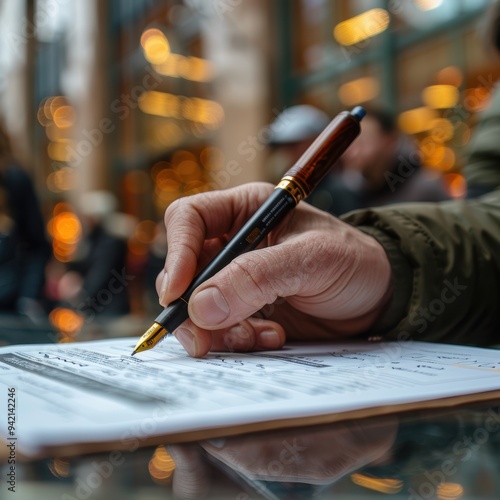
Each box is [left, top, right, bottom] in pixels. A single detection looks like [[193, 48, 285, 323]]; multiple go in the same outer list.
[[1, 337, 500, 457]]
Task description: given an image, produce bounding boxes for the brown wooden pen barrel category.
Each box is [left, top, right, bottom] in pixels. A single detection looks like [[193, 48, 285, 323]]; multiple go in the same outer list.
[[282, 110, 361, 198]]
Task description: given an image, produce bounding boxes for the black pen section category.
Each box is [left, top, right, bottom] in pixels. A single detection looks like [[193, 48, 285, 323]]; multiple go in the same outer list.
[[155, 187, 297, 333]]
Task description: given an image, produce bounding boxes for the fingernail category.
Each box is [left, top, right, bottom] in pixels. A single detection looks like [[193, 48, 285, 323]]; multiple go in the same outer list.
[[175, 328, 196, 356], [190, 287, 230, 325], [159, 273, 168, 306], [259, 329, 281, 349]]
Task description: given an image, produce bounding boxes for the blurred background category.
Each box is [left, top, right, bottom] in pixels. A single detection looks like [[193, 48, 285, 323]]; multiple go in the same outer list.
[[0, 0, 498, 341]]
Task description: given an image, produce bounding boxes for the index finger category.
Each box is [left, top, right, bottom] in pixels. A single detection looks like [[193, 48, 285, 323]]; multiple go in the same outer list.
[[160, 182, 275, 305]]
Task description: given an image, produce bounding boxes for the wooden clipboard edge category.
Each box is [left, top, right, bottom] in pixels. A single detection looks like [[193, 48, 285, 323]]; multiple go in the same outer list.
[[12, 389, 500, 461]]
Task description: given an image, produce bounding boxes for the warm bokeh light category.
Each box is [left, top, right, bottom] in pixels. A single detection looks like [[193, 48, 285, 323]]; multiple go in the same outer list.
[[53, 202, 73, 215], [139, 91, 224, 128], [334, 9, 390, 46], [53, 105, 76, 129], [49, 307, 84, 335], [436, 482, 464, 500], [148, 445, 175, 484], [182, 97, 225, 127], [154, 54, 215, 82], [415, 0, 444, 10], [422, 85, 459, 109], [172, 149, 196, 165], [444, 173, 467, 198], [151, 161, 171, 180], [141, 28, 170, 65], [176, 159, 201, 182], [429, 118, 454, 142], [51, 212, 82, 244], [351, 473, 403, 494], [398, 107, 438, 134], [138, 90, 181, 119], [422, 144, 456, 171], [436, 66, 463, 87], [48, 458, 71, 478], [338, 76, 380, 106], [463, 87, 492, 112], [47, 141, 74, 163], [48, 210, 82, 262]]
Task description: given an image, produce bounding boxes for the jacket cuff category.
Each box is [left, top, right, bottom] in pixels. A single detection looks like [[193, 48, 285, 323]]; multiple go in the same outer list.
[[350, 225, 414, 334]]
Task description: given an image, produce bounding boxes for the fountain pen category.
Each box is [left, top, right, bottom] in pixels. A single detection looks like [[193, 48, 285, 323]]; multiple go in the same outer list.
[[132, 106, 366, 355]]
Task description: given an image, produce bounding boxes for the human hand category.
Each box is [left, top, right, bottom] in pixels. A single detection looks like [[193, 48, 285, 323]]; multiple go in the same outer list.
[[167, 418, 398, 498], [157, 182, 392, 357]]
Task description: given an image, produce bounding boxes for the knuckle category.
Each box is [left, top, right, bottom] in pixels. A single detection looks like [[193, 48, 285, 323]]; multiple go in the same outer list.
[[230, 255, 279, 308]]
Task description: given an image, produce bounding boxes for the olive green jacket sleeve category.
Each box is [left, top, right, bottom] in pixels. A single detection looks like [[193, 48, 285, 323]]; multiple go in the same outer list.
[[341, 87, 500, 346], [342, 192, 500, 346]]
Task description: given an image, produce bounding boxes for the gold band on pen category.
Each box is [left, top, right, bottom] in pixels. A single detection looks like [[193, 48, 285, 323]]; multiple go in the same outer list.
[[275, 176, 308, 204]]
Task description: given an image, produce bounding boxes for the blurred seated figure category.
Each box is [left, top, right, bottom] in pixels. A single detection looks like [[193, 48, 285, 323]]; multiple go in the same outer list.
[[0, 124, 50, 322], [58, 191, 133, 321], [340, 107, 450, 207], [267, 105, 362, 215]]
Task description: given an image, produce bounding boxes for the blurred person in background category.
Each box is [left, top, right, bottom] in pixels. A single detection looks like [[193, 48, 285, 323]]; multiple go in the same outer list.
[[153, 2, 500, 358], [340, 106, 449, 207], [0, 123, 51, 323], [267, 104, 361, 215], [58, 191, 134, 321], [464, 0, 500, 198]]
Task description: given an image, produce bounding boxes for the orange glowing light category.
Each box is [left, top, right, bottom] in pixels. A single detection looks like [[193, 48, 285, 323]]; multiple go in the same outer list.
[[463, 87, 492, 112], [51, 212, 82, 244], [148, 446, 175, 483], [48, 458, 71, 478], [436, 482, 464, 499], [53, 105, 76, 129], [429, 118, 454, 143], [172, 150, 196, 165], [444, 173, 466, 199], [47, 140, 74, 163], [49, 96, 69, 118], [398, 107, 438, 134], [334, 8, 390, 46], [53, 202, 73, 215], [351, 473, 403, 494], [421, 142, 455, 171], [151, 161, 171, 180], [154, 54, 214, 82], [422, 85, 459, 109], [139, 91, 224, 127], [176, 160, 200, 181], [141, 28, 170, 65], [436, 66, 463, 87], [49, 307, 84, 334], [338, 77, 380, 106]]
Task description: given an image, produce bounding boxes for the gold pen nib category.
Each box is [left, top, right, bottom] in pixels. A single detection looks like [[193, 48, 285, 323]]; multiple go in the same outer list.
[[132, 322, 168, 355]]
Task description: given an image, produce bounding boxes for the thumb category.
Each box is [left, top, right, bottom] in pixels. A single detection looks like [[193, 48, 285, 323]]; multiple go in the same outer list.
[[187, 231, 338, 329], [187, 227, 391, 330], [188, 244, 302, 330]]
